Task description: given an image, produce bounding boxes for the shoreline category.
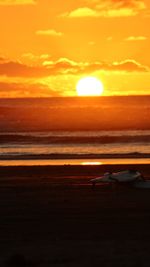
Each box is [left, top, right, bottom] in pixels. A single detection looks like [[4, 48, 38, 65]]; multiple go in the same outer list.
[[0, 158, 150, 167], [0, 163, 150, 178]]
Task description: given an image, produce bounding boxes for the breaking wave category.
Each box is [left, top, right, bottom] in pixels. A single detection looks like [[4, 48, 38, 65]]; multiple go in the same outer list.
[[0, 132, 150, 144]]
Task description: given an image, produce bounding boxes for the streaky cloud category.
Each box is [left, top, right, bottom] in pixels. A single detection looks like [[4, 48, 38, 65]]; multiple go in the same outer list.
[[36, 29, 63, 37], [62, 7, 99, 18], [125, 36, 147, 41], [0, 0, 36, 5]]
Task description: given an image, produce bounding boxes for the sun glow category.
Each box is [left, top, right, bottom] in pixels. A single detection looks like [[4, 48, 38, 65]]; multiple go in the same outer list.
[[76, 77, 104, 96], [81, 161, 102, 165]]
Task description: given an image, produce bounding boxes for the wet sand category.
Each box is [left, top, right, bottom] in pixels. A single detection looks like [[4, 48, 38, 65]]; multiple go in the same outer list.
[[1, 164, 150, 266]]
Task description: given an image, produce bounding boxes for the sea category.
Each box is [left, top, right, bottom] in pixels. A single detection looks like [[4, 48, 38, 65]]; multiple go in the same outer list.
[[0, 96, 150, 166]]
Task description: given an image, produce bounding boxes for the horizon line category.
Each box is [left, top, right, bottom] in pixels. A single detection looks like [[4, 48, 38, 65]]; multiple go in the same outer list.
[[0, 95, 150, 99]]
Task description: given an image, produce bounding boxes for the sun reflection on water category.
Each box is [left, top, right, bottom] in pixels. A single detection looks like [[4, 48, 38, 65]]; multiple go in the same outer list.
[[81, 161, 102, 165]]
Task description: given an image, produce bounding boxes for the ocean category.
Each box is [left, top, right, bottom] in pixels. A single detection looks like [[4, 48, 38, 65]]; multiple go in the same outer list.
[[0, 96, 150, 165]]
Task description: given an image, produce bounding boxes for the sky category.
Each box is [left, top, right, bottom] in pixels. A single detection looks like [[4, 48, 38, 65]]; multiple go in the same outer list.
[[0, 0, 150, 97]]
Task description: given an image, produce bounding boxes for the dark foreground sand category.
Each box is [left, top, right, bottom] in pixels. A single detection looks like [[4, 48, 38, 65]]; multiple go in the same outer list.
[[0, 164, 150, 267]]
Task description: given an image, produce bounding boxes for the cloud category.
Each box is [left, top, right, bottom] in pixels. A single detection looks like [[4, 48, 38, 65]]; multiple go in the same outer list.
[[0, 57, 149, 79], [43, 58, 78, 67], [107, 36, 113, 41], [22, 53, 51, 63], [0, 60, 51, 77], [62, 0, 146, 18], [0, 81, 59, 97], [43, 58, 149, 74], [88, 41, 96, 45], [36, 29, 63, 37], [111, 59, 149, 72], [0, 57, 6, 62], [0, 0, 36, 5], [125, 36, 147, 41], [62, 7, 99, 18]]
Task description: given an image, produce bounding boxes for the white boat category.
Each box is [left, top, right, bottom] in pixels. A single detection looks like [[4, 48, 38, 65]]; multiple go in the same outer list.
[[90, 170, 150, 188]]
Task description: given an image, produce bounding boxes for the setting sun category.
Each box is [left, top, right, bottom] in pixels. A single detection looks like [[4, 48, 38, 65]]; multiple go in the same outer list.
[[76, 77, 104, 96]]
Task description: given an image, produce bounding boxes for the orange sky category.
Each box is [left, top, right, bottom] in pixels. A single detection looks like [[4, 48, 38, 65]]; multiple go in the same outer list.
[[0, 0, 150, 97]]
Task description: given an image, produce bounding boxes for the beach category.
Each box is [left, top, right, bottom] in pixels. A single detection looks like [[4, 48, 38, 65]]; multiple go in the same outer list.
[[1, 164, 150, 266]]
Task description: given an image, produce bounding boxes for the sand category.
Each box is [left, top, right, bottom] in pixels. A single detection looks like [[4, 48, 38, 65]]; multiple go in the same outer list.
[[0, 164, 150, 267]]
